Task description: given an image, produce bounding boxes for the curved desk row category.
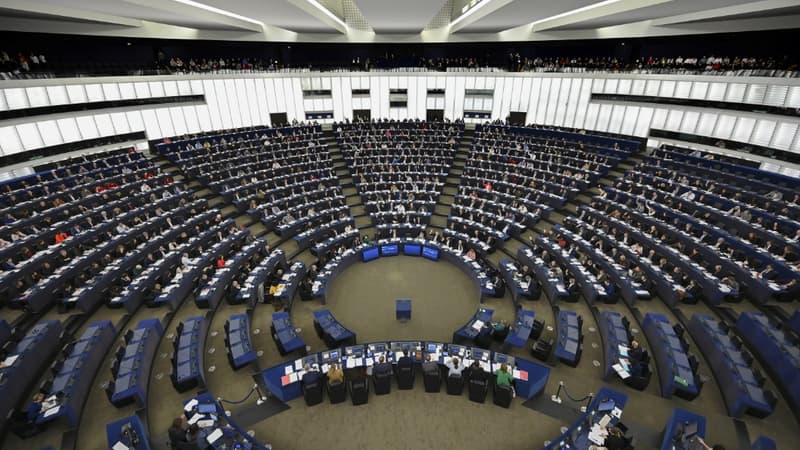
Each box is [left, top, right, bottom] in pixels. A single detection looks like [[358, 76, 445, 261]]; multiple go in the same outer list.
[[735, 312, 800, 417], [196, 237, 264, 309], [689, 314, 774, 418], [109, 318, 163, 407], [555, 309, 583, 367], [273, 261, 306, 310], [517, 246, 570, 303], [108, 206, 215, 311], [271, 312, 306, 357], [313, 309, 356, 348], [643, 313, 700, 400], [598, 311, 651, 390], [38, 320, 116, 427], [0, 320, 63, 437], [261, 340, 550, 404], [499, 258, 537, 305], [151, 219, 238, 309], [226, 314, 257, 370], [236, 249, 286, 305], [172, 316, 208, 392], [312, 239, 497, 303]]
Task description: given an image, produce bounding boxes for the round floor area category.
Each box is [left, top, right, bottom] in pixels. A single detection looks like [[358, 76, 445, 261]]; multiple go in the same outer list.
[[323, 256, 482, 343]]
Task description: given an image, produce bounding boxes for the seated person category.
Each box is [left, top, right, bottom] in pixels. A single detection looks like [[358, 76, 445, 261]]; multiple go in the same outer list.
[[372, 356, 392, 376], [168, 417, 189, 448], [396, 350, 412, 368], [492, 320, 510, 341], [327, 363, 344, 385], [469, 361, 488, 383], [626, 340, 646, 377], [302, 364, 321, 385], [422, 354, 439, 375], [495, 363, 515, 396], [298, 278, 313, 301], [444, 357, 465, 378], [565, 277, 579, 299]]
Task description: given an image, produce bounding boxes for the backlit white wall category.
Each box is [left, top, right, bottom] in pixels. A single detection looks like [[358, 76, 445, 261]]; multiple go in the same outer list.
[[2, 73, 800, 160]]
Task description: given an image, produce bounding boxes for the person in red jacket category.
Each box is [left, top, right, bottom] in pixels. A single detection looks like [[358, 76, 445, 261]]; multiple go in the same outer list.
[[216, 256, 225, 268], [54, 231, 69, 244]]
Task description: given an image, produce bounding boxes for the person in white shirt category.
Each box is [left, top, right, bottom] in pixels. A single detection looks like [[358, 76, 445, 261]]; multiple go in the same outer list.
[[141, 183, 151, 193], [445, 357, 465, 377], [679, 190, 695, 202]]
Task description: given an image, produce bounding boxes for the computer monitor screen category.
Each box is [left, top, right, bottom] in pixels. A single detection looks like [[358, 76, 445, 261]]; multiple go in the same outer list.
[[597, 399, 615, 412], [329, 351, 338, 359], [403, 244, 422, 256], [682, 422, 698, 441], [422, 246, 440, 261], [427, 344, 437, 353], [381, 244, 399, 256], [362, 247, 379, 262], [198, 403, 216, 414]]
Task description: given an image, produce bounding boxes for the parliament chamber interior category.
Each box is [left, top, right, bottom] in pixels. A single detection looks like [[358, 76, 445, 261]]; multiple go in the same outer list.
[[0, 2, 799, 450]]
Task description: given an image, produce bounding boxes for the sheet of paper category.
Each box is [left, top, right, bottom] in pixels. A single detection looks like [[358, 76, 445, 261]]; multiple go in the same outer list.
[[206, 428, 224, 443], [197, 419, 215, 429], [2, 355, 19, 366], [187, 413, 202, 425], [611, 407, 623, 419], [42, 405, 61, 418], [280, 375, 291, 386], [284, 366, 293, 375], [294, 359, 303, 371], [471, 320, 484, 331], [112, 442, 130, 450], [184, 398, 198, 412], [612, 363, 631, 379]]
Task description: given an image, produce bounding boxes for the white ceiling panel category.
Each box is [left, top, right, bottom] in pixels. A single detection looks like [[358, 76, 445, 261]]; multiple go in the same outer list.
[[204, 0, 341, 32], [355, 0, 448, 32], [458, 0, 599, 33], [551, 0, 754, 30]]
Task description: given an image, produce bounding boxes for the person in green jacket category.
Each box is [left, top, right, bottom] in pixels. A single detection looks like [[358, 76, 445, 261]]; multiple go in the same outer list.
[[495, 362, 515, 397]]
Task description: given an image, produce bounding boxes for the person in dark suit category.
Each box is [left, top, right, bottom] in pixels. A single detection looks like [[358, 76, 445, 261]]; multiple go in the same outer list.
[[168, 417, 189, 448], [758, 264, 778, 281], [627, 340, 646, 377], [373, 356, 392, 376], [302, 364, 321, 385], [396, 350, 412, 368], [565, 277, 579, 300], [422, 354, 439, 375], [469, 361, 488, 382]]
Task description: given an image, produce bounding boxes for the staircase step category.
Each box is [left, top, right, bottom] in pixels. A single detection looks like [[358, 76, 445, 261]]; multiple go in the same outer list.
[[434, 204, 450, 215], [355, 216, 373, 228], [208, 196, 226, 207], [342, 187, 358, 196], [349, 205, 366, 216], [345, 196, 362, 206], [429, 215, 448, 228]]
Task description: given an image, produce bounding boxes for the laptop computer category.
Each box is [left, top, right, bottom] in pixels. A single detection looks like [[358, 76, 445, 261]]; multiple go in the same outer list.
[[597, 399, 615, 412], [197, 403, 216, 414]]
